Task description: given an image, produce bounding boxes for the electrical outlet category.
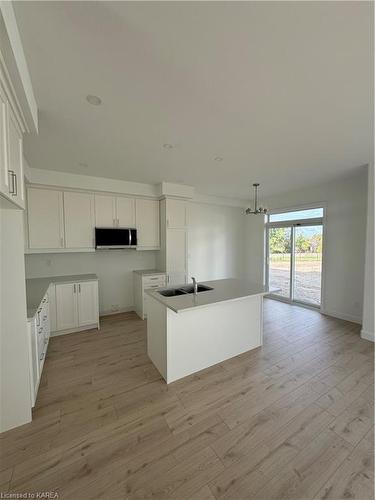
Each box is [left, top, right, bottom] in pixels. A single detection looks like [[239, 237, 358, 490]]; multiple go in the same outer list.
[[111, 304, 120, 312]]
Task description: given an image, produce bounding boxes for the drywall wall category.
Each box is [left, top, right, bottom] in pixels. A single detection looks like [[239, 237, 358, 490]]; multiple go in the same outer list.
[[361, 164, 374, 340], [245, 171, 368, 323], [25, 250, 157, 315], [0, 208, 31, 432], [188, 202, 245, 281]]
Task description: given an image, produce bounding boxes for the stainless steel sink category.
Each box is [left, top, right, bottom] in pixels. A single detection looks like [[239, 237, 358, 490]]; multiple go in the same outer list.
[[158, 284, 213, 297], [179, 284, 213, 294], [158, 288, 187, 297]]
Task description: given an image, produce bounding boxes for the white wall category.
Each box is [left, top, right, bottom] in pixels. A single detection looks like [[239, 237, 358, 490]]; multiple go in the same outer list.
[[245, 171, 368, 324], [361, 164, 374, 340], [188, 202, 245, 281], [0, 208, 31, 432], [25, 250, 156, 315]]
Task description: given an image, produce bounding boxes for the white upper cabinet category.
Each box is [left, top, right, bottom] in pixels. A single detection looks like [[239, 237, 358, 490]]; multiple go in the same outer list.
[[166, 229, 187, 285], [95, 194, 115, 228], [0, 85, 9, 197], [0, 87, 25, 210], [27, 188, 65, 249], [136, 199, 160, 249], [116, 197, 135, 227], [166, 199, 187, 228], [64, 191, 95, 248], [7, 109, 24, 208], [95, 194, 135, 228]]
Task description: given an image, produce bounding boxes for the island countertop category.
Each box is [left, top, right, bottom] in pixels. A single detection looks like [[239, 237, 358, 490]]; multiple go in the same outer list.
[[145, 278, 276, 313], [26, 274, 98, 319]]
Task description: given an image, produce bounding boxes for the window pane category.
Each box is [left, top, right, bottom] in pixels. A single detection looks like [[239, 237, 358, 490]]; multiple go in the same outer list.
[[268, 227, 291, 298], [269, 208, 323, 223], [294, 225, 323, 306]]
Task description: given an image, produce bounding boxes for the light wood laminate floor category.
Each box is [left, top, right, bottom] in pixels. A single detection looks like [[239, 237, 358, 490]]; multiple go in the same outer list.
[[1, 299, 374, 499]]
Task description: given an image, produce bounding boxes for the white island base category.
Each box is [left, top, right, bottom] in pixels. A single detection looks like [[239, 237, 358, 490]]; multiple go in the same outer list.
[[147, 293, 263, 384]]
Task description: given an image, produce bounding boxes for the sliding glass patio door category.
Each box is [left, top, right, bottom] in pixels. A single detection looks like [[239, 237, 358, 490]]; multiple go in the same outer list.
[[266, 208, 324, 308]]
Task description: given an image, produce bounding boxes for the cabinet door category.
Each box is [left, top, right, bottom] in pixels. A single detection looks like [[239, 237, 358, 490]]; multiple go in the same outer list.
[[48, 284, 57, 332], [166, 229, 187, 284], [28, 188, 65, 249], [166, 199, 187, 228], [77, 281, 98, 327], [0, 85, 9, 197], [8, 109, 24, 208], [116, 197, 135, 227], [64, 191, 95, 248], [55, 283, 78, 330], [135, 199, 160, 249], [95, 194, 115, 228]]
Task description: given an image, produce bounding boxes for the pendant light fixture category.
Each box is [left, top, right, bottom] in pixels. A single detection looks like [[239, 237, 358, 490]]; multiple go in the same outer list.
[[245, 183, 267, 215]]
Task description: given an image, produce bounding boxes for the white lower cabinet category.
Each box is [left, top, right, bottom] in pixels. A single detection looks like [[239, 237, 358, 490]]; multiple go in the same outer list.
[[55, 280, 99, 333], [27, 291, 51, 407], [56, 283, 78, 331], [134, 272, 167, 320], [77, 281, 99, 327]]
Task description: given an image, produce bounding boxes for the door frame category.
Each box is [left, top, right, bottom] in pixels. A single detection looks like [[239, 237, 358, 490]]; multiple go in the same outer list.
[[265, 205, 326, 310]]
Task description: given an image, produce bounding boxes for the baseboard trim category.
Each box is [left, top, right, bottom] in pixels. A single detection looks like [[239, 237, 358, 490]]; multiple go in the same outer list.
[[360, 329, 374, 342], [99, 306, 134, 317], [321, 309, 362, 325], [51, 324, 99, 337]]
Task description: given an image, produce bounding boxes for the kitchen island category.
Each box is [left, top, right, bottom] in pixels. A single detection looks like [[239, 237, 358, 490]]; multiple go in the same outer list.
[[146, 278, 274, 383]]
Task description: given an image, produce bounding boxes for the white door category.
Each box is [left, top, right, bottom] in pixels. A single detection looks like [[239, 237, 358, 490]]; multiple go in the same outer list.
[[7, 109, 24, 208], [28, 188, 65, 249], [0, 85, 9, 197], [77, 281, 98, 327], [116, 197, 135, 227], [167, 229, 187, 285], [55, 283, 78, 330], [166, 199, 187, 228], [95, 194, 115, 227], [64, 191, 95, 248], [136, 199, 160, 248]]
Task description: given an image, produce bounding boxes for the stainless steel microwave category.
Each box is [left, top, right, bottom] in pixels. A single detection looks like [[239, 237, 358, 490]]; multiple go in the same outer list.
[[95, 228, 137, 249]]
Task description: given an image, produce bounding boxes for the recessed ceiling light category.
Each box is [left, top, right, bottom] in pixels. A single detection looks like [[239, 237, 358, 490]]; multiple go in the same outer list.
[[86, 95, 102, 106], [214, 156, 223, 161], [163, 143, 174, 149]]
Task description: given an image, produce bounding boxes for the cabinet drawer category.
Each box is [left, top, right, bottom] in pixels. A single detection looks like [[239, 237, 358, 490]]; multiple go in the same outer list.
[[143, 275, 166, 288]]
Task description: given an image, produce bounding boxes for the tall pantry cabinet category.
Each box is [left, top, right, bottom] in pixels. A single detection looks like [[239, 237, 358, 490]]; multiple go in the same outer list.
[[158, 198, 188, 286]]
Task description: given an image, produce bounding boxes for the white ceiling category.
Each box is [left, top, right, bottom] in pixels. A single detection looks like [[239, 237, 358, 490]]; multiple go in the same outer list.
[[14, 1, 373, 199]]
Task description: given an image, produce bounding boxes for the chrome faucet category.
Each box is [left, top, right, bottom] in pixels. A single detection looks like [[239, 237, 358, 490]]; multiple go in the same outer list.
[[191, 277, 198, 295]]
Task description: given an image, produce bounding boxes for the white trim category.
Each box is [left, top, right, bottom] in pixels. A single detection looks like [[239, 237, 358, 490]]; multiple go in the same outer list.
[[321, 308, 362, 325], [266, 201, 328, 215], [265, 203, 327, 311], [360, 329, 374, 342], [25, 248, 96, 254], [50, 323, 99, 337], [99, 306, 135, 317], [0, 1, 38, 131]]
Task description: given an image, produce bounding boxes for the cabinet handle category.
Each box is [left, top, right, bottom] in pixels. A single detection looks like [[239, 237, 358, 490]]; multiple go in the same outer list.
[[149, 277, 159, 280], [113, 218, 115, 227], [8, 170, 15, 194], [79, 284, 81, 293], [12, 173, 17, 196], [74, 284, 76, 293], [40, 352, 45, 361]]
